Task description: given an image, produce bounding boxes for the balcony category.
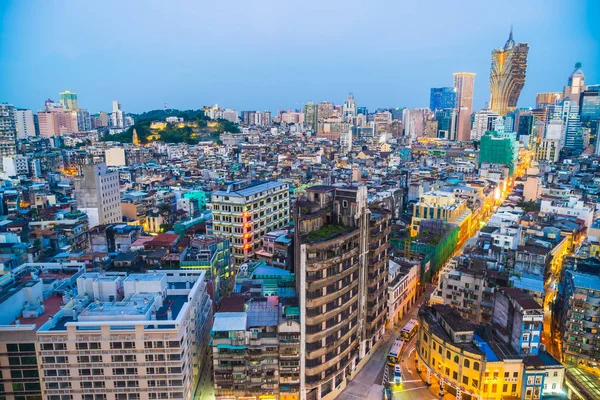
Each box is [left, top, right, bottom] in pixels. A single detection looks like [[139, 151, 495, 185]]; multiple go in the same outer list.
[[587, 296, 600, 306]]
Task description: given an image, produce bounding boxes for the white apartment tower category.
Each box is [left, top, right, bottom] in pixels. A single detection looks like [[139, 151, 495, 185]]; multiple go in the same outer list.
[[471, 109, 500, 140], [340, 128, 353, 153], [14, 109, 36, 138], [111, 100, 124, 128], [36, 270, 213, 400], [74, 162, 122, 228]]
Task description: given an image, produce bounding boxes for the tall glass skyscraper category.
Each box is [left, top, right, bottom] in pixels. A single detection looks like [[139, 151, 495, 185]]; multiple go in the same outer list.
[[489, 29, 529, 116], [547, 99, 583, 153], [429, 87, 456, 111]]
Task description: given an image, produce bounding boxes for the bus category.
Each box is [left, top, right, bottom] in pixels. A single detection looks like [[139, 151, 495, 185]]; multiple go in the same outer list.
[[387, 338, 404, 366], [393, 364, 403, 384], [400, 318, 419, 341]]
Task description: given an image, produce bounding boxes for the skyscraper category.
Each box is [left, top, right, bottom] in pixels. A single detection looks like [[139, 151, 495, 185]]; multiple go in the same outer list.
[[453, 72, 476, 142], [580, 87, 600, 145], [434, 109, 457, 140], [429, 87, 456, 111], [563, 62, 585, 104], [343, 93, 357, 121], [489, 28, 529, 116], [514, 109, 534, 138], [303, 102, 318, 130], [111, 100, 124, 128], [547, 99, 583, 153], [59, 90, 78, 110]]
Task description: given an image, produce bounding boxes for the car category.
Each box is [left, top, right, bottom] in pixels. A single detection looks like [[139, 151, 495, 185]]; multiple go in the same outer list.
[[394, 364, 402, 384]]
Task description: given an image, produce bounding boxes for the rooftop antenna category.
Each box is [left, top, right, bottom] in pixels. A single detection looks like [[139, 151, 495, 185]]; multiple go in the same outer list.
[[164, 102, 167, 111]]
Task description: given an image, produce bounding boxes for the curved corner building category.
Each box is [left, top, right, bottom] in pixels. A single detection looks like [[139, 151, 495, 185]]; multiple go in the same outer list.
[[489, 29, 529, 116], [295, 185, 390, 400]]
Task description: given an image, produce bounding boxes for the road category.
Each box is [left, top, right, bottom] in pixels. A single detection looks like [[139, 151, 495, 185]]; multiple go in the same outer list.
[[338, 287, 435, 400]]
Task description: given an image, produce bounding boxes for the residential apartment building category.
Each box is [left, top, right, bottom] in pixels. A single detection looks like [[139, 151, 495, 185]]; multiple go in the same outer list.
[[387, 258, 419, 327], [560, 268, 600, 373], [74, 162, 122, 228], [540, 196, 595, 228], [36, 270, 213, 400], [212, 263, 300, 400], [294, 185, 391, 400], [0, 263, 85, 400], [492, 287, 544, 356], [0, 103, 17, 161], [14, 109, 36, 138], [180, 235, 232, 302], [211, 181, 290, 265], [434, 257, 495, 324]]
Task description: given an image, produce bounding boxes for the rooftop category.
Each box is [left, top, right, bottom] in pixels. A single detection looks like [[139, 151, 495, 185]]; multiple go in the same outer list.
[[213, 180, 287, 198], [212, 312, 247, 332], [499, 287, 543, 310], [570, 271, 600, 290]]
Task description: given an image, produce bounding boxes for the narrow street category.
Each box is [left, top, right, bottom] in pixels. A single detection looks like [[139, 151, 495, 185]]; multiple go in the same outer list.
[[338, 287, 434, 400]]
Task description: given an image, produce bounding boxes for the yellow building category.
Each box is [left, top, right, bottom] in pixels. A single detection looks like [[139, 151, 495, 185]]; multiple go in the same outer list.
[[416, 304, 564, 400], [411, 190, 472, 242]]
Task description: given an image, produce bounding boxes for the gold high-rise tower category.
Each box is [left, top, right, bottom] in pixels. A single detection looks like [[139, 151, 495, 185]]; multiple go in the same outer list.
[[489, 28, 529, 116]]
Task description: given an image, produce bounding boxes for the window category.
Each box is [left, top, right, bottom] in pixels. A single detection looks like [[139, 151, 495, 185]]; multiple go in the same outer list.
[[512, 384, 517, 393], [472, 379, 479, 388], [504, 372, 509, 378], [464, 359, 470, 368], [492, 384, 497, 393], [503, 384, 508, 392], [463, 376, 469, 385], [453, 355, 459, 363], [513, 372, 518, 378], [473, 362, 480, 371]]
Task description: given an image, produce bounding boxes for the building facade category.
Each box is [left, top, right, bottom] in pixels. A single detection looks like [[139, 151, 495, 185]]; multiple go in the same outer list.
[[14, 109, 36, 138], [430, 87, 456, 111], [211, 181, 290, 265], [560, 269, 600, 372], [59, 90, 78, 110], [36, 270, 213, 400], [295, 186, 391, 400], [454, 72, 476, 142], [74, 162, 122, 228], [0, 104, 17, 161], [489, 29, 529, 116]]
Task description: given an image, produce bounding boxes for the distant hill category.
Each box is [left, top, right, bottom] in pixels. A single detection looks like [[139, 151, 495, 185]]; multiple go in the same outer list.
[[132, 109, 204, 121]]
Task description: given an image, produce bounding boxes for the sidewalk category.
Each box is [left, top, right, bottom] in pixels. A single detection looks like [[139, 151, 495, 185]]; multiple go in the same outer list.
[[416, 365, 455, 400]]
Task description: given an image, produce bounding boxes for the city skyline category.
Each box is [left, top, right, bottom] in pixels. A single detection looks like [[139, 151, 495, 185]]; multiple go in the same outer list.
[[1, 0, 598, 114]]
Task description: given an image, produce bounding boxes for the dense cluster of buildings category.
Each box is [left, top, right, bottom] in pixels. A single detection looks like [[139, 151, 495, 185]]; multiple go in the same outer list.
[[0, 27, 598, 400]]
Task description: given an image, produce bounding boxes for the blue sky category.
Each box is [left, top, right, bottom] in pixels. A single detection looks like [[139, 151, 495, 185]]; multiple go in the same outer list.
[[1, 0, 598, 114]]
